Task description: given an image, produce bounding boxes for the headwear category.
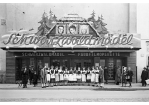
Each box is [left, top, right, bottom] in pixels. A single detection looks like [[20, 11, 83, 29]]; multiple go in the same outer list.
[[143, 67, 146, 69]]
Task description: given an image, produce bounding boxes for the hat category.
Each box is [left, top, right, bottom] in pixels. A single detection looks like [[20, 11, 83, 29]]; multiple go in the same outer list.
[[143, 67, 146, 69]]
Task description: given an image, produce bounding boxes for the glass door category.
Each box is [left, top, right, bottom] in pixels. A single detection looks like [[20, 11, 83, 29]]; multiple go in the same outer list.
[[108, 58, 114, 80]]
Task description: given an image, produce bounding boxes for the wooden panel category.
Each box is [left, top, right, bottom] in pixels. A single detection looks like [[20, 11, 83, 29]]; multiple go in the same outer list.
[[6, 52, 16, 83], [127, 52, 136, 83]]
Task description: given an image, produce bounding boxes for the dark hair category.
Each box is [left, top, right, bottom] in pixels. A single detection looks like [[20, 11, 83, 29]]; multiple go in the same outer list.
[[58, 25, 64, 34], [58, 25, 64, 29], [69, 25, 76, 31]]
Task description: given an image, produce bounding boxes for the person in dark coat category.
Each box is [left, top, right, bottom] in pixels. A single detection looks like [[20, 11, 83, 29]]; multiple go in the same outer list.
[[33, 71, 38, 87], [115, 66, 121, 85], [41, 66, 47, 88], [99, 66, 104, 88], [146, 66, 149, 79], [113, 65, 116, 80], [104, 66, 108, 84], [141, 67, 148, 87], [126, 67, 133, 87], [22, 66, 28, 88], [29, 66, 34, 85], [121, 67, 127, 87]]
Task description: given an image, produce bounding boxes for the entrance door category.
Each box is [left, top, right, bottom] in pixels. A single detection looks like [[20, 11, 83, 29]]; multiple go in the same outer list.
[[100, 57, 124, 81], [108, 58, 115, 80]]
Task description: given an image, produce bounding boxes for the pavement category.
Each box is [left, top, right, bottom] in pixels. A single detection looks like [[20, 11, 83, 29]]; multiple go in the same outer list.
[[0, 83, 149, 90], [0, 83, 149, 102]]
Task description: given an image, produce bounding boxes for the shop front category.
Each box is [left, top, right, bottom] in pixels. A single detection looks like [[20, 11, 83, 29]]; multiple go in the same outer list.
[[4, 50, 135, 83], [0, 13, 141, 83]]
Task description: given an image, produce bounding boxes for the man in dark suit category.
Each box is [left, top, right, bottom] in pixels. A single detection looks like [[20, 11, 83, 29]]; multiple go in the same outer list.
[[40, 66, 47, 88], [126, 67, 133, 87], [22, 66, 28, 88], [141, 67, 148, 87]]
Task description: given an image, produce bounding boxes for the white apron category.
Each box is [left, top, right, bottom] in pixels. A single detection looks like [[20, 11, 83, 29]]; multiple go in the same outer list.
[[73, 73, 77, 81], [95, 74, 99, 83], [82, 74, 86, 82], [47, 70, 50, 81], [60, 74, 64, 81], [91, 72, 95, 82], [69, 74, 73, 81]]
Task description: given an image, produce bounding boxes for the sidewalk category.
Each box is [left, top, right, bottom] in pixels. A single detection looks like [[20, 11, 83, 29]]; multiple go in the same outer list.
[[0, 83, 149, 90]]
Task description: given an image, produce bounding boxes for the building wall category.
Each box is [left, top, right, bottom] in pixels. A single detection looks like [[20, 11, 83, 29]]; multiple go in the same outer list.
[[127, 52, 137, 83], [136, 3, 149, 82], [0, 3, 6, 83], [4, 3, 130, 33], [5, 52, 16, 83]]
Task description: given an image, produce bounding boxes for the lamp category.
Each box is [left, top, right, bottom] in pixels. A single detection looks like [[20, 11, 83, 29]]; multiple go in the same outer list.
[[34, 46, 37, 50], [33, 46, 38, 53], [106, 45, 108, 50], [6, 46, 9, 50], [130, 46, 133, 49], [6, 46, 9, 52]]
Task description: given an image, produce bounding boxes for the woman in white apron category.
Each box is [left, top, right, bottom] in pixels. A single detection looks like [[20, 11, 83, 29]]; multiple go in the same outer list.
[[77, 67, 82, 85], [91, 66, 96, 86], [59, 66, 64, 86], [46, 67, 50, 87], [95, 66, 99, 86], [50, 66, 55, 87], [81, 67, 86, 85], [55, 66, 59, 86], [64, 67, 69, 86], [69, 67, 73, 85]]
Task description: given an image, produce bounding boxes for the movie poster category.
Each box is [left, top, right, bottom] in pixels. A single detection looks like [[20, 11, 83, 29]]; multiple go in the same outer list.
[[56, 24, 66, 35], [79, 25, 89, 34], [67, 23, 78, 35]]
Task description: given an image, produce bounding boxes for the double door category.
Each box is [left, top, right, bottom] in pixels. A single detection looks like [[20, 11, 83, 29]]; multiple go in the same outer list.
[[99, 57, 127, 80]]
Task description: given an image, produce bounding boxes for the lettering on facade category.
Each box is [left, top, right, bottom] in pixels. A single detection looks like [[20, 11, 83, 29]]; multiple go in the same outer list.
[[21, 52, 122, 57], [22, 52, 65, 56], [77, 52, 120, 56], [3, 34, 133, 47]]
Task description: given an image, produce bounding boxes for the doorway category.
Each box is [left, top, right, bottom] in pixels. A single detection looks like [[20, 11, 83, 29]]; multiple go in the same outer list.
[[99, 57, 127, 81]]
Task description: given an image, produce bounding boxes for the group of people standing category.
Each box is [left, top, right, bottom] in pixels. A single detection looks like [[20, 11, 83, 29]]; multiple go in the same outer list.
[[40, 66, 105, 88], [141, 66, 149, 87], [115, 66, 133, 87], [21, 66, 38, 88], [21, 65, 135, 88]]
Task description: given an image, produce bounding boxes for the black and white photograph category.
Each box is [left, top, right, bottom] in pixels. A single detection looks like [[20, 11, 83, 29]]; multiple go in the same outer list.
[[0, 0, 149, 103]]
